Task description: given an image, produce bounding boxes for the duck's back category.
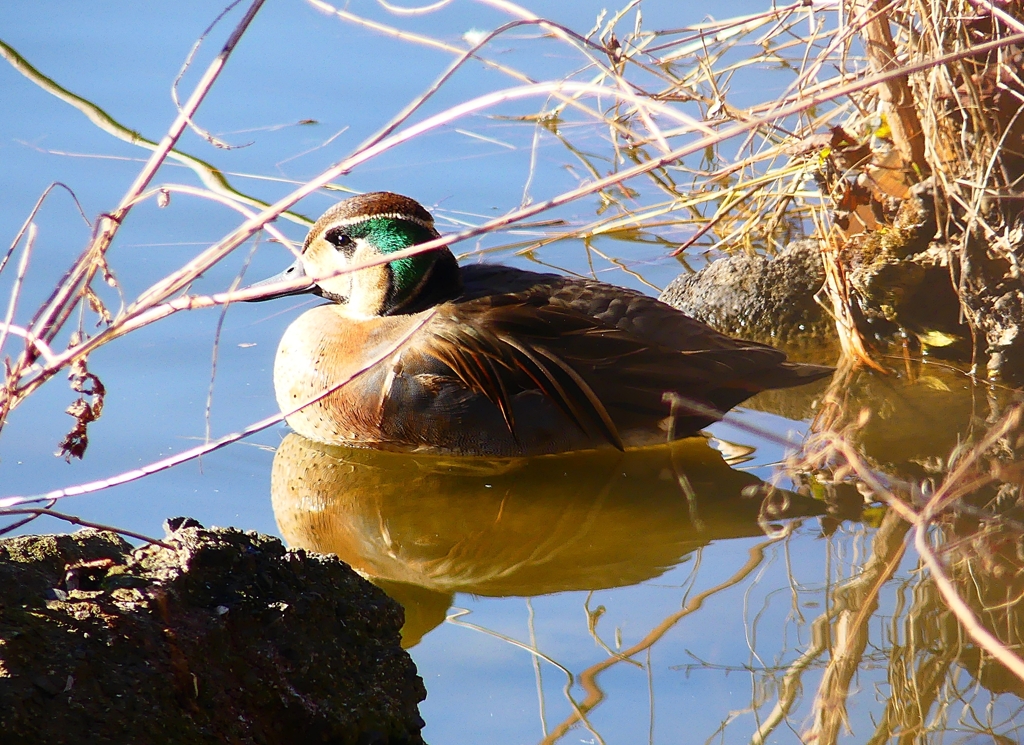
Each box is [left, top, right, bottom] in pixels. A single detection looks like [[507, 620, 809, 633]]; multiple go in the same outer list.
[[463, 264, 789, 361], [454, 265, 829, 440]]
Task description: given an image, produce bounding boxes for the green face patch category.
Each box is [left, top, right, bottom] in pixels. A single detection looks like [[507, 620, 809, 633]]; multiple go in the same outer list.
[[352, 217, 440, 309]]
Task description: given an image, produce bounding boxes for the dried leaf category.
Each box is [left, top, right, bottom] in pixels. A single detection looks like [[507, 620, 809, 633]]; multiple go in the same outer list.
[[57, 356, 105, 461], [84, 285, 113, 325], [864, 148, 911, 200], [917, 331, 960, 349]]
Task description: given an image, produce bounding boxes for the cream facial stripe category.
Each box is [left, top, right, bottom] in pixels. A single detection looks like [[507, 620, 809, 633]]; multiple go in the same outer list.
[[320, 212, 434, 231]]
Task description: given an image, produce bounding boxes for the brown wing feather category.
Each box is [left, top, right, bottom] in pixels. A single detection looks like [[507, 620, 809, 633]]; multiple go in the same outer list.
[[461, 264, 795, 364], [407, 266, 831, 450], [417, 301, 745, 450], [424, 316, 620, 447], [527, 344, 624, 450], [424, 323, 519, 435]]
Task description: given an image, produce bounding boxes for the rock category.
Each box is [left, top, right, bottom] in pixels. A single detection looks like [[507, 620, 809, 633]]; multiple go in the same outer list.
[[960, 216, 1024, 380], [839, 182, 965, 345], [659, 184, 979, 366], [658, 239, 837, 359], [0, 524, 426, 745]]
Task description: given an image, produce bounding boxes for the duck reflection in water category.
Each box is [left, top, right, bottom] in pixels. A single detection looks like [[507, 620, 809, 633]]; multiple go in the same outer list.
[[271, 433, 824, 646]]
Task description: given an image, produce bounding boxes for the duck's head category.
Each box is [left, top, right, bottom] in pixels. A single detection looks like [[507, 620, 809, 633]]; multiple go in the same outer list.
[[251, 192, 462, 317]]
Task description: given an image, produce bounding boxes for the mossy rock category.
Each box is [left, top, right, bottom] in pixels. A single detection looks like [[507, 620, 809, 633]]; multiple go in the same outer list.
[[0, 523, 426, 745], [659, 238, 837, 360]]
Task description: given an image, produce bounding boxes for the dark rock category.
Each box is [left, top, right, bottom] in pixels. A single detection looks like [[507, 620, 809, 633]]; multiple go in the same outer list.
[[660, 182, 982, 367], [840, 182, 966, 344], [960, 214, 1024, 380], [0, 526, 426, 745], [658, 239, 837, 359]]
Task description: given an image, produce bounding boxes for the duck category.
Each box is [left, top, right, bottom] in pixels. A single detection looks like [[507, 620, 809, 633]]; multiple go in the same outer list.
[[250, 192, 832, 456]]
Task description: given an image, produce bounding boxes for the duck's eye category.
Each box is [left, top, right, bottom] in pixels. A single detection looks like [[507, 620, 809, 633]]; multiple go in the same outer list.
[[324, 228, 355, 256]]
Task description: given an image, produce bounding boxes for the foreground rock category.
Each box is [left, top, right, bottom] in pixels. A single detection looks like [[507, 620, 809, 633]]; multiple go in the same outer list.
[[0, 522, 426, 745]]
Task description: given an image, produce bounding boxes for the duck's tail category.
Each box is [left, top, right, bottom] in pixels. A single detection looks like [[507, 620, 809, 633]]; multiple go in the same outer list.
[[755, 361, 834, 391]]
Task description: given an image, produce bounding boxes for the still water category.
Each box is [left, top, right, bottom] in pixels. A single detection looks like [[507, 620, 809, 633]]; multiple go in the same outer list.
[[2, 1, 1022, 742]]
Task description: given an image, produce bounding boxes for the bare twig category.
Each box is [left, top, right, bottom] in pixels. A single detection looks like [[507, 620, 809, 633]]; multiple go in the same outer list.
[[0, 508, 171, 548]]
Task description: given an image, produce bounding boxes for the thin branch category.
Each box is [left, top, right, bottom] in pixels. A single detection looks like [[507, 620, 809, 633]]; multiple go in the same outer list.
[[0, 508, 171, 548]]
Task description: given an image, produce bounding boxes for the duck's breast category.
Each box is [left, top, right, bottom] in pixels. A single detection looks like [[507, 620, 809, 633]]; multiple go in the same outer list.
[[273, 304, 431, 447], [273, 303, 607, 455]]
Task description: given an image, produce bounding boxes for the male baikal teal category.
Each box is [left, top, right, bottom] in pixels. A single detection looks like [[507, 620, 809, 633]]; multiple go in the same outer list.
[[251, 192, 831, 456]]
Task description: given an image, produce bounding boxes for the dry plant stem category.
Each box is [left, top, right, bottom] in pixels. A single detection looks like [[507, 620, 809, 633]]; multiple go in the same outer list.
[[0, 1, 265, 425], [332, 8, 711, 160], [136, 184, 297, 252], [28, 0, 267, 348], [856, 0, 929, 173], [705, 106, 853, 183], [446, 607, 603, 745], [331, 0, 673, 104], [324, 0, 669, 151], [475, 0, 676, 137], [0, 507, 51, 536], [751, 511, 909, 744], [0, 325, 56, 366], [128, 76, 710, 304], [770, 4, 843, 103], [7, 26, 1024, 444], [0, 56, 956, 404], [670, 183, 767, 256], [646, 3, 828, 56], [976, 0, 1024, 35], [585, 594, 644, 668], [863, 624, 958, 745], [344, 17, 548, 154], [655, 4, 821, 90], [374, 0, 455, 16], [750, 607, 839, 745], [905, 406, 1024, 684], [750, 661, 809, 742], [803, 509, 911, 745], [0, 412, 284, 510], [810, 401, 1024, 687], [319, 0, 730, 188], [171, 0, 248, 150], [203, 239, 260, 446], [0, 182, 89, 277], [914, 523, 1024, 683], [0, 309, 436, 509], [105, 0, 264, 226], [0, 508, 171, 548], [540, 533, 790, 745], [819, 229, 888, 372], [931, 406, 1022, 514], [0, 183, 88, 369], [0, 40, 308, 226], [0, 224, 37, 363], [308, 0, 528, 79]]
